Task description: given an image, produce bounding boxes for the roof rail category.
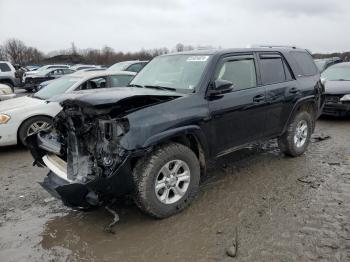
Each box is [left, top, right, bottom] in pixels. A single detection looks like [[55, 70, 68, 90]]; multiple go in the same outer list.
[[248, 44, 298, 49]]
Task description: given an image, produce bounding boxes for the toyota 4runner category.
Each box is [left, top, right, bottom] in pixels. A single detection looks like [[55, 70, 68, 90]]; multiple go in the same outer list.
[[28, 47, 324, 218]]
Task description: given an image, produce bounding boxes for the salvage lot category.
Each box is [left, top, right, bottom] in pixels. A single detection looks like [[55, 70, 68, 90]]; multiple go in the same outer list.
[[0, 118, 349, 261]]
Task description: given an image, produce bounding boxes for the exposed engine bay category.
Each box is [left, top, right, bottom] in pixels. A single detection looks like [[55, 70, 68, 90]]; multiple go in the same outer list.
[[27, 91, 181, 209]]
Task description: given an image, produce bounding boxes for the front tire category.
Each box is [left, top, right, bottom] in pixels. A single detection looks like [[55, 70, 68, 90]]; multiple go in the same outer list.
[[133, 143, 200, 218], [278, 111, 313, 157]]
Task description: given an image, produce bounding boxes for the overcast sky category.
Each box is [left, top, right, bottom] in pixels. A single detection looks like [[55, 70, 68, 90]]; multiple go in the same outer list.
[[0, 0, 349, 54]]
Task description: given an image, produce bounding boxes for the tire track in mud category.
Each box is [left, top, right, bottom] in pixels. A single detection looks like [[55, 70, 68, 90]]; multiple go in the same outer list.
[[293, 139, 350, 262]]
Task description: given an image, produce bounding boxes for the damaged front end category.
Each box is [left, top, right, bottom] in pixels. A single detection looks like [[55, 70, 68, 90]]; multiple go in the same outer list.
[[27, 103, 135, 209]]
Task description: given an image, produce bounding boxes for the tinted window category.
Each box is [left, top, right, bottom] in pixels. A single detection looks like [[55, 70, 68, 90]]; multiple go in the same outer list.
[[78, 77, 107, 90], [260, 56, 286, 85], [215, 58, 257, 91], [291, 51, 318, 76], [0, 63, 11, 72], [126, 63, 144, 73], [110, 75, 134, 87], [63, 69, 75, 74]]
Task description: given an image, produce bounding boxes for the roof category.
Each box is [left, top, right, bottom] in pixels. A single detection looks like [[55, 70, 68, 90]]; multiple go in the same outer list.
[[69, 70, 136, 78]]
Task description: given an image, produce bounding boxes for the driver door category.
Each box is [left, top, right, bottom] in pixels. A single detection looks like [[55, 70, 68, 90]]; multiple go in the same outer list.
[[208, 54, 267, 156]]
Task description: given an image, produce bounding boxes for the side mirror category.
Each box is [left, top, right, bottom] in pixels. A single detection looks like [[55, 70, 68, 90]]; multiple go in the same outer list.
[[320, 77, 327, 85], [209, 79, 234, 96]]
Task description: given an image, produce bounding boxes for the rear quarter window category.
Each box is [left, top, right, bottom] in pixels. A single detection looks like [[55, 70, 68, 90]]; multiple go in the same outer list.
[[0, 63, 11, 72], [290, 51, 318, 77]]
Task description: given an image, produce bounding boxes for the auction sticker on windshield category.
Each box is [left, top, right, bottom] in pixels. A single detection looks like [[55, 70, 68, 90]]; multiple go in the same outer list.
[[187, 56, 209, 62]]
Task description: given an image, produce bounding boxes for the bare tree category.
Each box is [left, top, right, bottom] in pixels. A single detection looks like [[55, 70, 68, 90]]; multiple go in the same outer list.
[[0, 45, 7, 60], [4, 38, 27, 64], [175, 43, 184, 52]]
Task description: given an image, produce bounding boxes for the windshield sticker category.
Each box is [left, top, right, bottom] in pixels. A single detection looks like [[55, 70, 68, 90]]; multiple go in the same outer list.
[[187, 56, 209, 62]]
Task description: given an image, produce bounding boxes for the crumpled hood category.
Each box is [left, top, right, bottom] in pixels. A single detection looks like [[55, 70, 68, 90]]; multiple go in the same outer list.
[[325, 81, 350, 95], [49, 87, 184, 107], [0, 96, 43, 112]]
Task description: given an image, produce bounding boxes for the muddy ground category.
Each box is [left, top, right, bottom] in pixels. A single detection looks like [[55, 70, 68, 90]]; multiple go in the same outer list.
[[0, 118, 349, 262]]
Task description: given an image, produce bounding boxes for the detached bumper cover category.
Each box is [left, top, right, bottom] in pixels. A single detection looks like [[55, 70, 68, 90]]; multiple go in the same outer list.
[[38, 152, 134, 209], [323, 102, 350, 116]]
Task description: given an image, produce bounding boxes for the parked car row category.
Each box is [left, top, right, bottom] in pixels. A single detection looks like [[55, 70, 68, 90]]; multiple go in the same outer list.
[[0, 70, 136, 146]]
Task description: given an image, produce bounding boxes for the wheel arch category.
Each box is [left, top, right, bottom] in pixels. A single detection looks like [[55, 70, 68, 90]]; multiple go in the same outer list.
[[282, 96, 318, 134], [141, 125, 209, 176]]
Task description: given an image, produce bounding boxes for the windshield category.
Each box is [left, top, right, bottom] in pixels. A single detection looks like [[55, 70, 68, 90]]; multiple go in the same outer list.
[[108, 62, 131, 71], [130, 54, 211, 91], [34, 77, 79, 99], [314, 60, 327, 71], [322, 66, 350, 81]]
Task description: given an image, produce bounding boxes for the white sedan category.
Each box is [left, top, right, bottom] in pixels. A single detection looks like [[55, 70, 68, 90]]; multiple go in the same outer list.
[[0, 71, 136, 146]]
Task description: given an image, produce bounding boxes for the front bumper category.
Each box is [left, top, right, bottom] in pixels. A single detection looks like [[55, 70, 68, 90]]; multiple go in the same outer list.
[[0, 93, 16, 101], [33, 148, 134, 208], [0, 122, 18, 146], [323, 102, 350, 116]]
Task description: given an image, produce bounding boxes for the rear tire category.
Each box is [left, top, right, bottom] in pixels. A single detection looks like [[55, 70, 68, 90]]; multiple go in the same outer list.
[[278, 111, 313, 157], [133, 143, 200, 218], [18, 116, 52, 146]]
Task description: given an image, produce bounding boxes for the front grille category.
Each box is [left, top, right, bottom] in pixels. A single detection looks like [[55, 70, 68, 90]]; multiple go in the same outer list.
[[325, 95, 342, 104]]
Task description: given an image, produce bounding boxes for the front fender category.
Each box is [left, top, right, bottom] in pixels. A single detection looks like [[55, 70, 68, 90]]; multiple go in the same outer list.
[[143, 125, 210, 157]]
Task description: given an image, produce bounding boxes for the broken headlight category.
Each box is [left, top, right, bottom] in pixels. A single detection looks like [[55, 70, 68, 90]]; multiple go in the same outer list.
[[99, 119, 129, 141]]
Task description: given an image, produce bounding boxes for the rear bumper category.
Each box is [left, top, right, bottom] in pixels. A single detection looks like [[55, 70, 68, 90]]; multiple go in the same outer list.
[[323, 102, 350, 116]]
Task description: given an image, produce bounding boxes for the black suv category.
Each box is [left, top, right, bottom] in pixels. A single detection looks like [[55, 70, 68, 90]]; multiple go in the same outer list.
[[28, 47, 324, 218]]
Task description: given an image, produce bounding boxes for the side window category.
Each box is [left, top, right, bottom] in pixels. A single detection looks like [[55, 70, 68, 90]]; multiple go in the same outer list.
[[0, 63, 11, 72], [215, 57, 257, 91], [290, 51, 318, 76], [110, 75, 134, 87], [77, 77, 107, 90], [259, 55, 286, 85], [126, 63, 143, 73], [53, 69, 63, 75], [63, 69, 74, 74]]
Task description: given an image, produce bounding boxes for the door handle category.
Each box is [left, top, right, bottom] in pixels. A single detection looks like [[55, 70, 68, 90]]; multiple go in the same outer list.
[[253, 94, 265, 103], [289, 87, 299, 94]]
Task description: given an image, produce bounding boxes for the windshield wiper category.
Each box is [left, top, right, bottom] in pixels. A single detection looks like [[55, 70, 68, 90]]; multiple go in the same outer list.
[[32, 94, 44, 100], [144, 85, 176, 92], [128, 84, 144, 88]]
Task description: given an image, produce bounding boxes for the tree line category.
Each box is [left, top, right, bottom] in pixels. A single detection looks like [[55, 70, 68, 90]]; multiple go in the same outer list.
[[2, 38, 348, 66], [0, 39, 197, 66]]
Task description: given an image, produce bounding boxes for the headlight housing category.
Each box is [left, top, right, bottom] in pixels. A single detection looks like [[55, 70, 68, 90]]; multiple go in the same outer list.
[[340, 94, 350, 102], [0, 114, 11, 124]]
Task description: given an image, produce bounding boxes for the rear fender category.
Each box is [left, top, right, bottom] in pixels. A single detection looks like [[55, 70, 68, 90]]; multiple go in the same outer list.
[[282, 96, 317, 134]]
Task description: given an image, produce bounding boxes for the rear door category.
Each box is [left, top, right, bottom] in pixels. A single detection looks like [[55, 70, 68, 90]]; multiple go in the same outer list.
[[208, 54, 267, 156], [257, 52, 300, 137]]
